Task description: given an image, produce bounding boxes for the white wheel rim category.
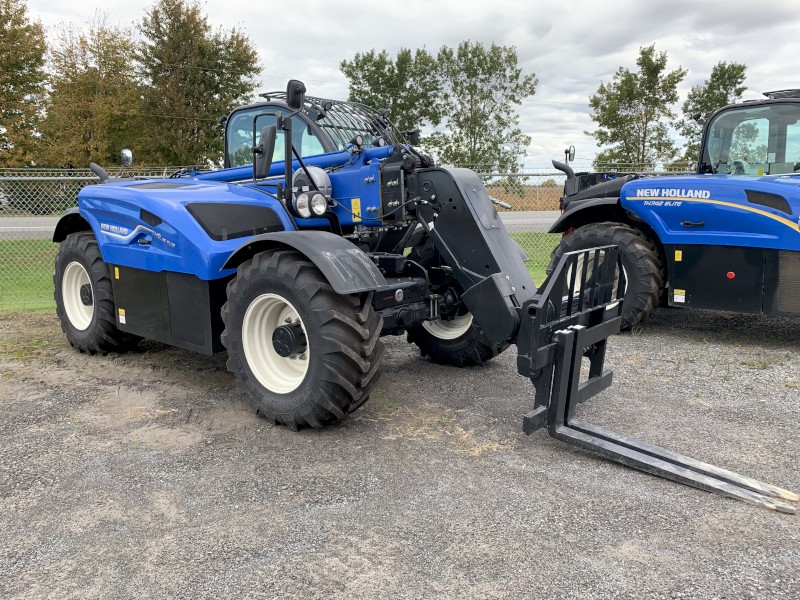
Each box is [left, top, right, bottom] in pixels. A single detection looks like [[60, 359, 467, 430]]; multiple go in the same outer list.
[[422, 313, 474, 340], [242, 293, 309, 394], [62, 261, 94, 331]]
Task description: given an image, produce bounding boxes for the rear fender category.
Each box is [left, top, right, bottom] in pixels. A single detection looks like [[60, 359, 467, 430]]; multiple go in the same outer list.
[[222, 231, 387, 294]]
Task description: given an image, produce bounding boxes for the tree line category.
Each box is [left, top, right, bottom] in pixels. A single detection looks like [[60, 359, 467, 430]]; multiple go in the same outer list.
[[2, 0, 747, 172], [589, 44, 747, 170], [1, 0, 259, 168]]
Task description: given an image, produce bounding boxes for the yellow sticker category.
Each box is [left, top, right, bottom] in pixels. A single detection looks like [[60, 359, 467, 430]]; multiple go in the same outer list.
[[675, 250, 683, 262], [758, 168, 764, 176], [118, 308, 126, 316], [351, 198, 361, 222], [673, 289, 685, 296], [114, 266, 120, 279]]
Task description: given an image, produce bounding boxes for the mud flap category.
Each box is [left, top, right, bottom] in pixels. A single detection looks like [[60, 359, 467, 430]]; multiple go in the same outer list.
[[516, 246, 800, 513]]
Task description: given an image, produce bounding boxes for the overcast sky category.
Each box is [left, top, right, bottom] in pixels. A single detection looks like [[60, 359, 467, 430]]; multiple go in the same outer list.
[[26, 0, 800, 171]]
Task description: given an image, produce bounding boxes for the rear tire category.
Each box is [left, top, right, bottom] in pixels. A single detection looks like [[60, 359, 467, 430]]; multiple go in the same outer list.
[[547, 223, 664, 329], [221, 249, 385, 429], [54, 232, 139, 354]]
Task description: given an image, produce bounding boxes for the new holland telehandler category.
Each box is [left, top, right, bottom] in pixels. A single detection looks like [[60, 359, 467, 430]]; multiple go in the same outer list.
[[52, 81, 798, 512]]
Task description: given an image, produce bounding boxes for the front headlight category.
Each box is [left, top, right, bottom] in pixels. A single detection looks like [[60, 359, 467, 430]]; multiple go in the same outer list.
[[310, 193, 328, 216], [293, 192, 311, 218]]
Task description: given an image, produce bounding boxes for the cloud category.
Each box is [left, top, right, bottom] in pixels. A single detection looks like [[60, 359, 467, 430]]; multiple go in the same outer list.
[[26, 0, 800, 169]]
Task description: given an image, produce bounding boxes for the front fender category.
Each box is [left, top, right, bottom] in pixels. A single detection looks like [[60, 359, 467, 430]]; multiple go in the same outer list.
[[548, 197, 622, 233], [53, 207, 91, 242], [223, 231, 387, 295]]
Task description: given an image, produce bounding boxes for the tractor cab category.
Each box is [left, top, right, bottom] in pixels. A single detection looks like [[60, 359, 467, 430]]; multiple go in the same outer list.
[[699, 90, 800, 176], [223, 90, 406, 168]]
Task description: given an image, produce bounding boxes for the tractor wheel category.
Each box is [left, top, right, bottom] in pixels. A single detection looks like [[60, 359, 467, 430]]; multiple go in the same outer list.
[[405, 237, 508, 367], [54, 232, 139, 354], [221, 249, 385, 429], [547, 222, 664, 329], [407, 315, 507, 367]]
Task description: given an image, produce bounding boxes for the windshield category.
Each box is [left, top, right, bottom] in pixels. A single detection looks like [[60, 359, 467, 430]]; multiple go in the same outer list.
[[702, 103, 800, 175]]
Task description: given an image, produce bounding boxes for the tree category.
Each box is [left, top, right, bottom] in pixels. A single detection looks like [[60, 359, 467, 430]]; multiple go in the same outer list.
[[427, 41, 537, 173], [39, 14, 143, 167], [0, 0, 46, 167], [587, 44, 687, 170], [137, 0, 260, 166], [676, 61, 747, 165], [340, 48, 441, 133]]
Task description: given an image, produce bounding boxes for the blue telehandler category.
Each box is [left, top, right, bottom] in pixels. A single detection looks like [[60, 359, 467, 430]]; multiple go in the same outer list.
[[52, 81, 798, 512], [550, 89, 800, 329]]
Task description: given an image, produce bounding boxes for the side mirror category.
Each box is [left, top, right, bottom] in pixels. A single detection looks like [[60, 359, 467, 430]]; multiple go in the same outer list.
[[286, 80, 306, 110], [253, 124, 277, 180], [565, 145, 575, 163], [120, 149, 133, 167]]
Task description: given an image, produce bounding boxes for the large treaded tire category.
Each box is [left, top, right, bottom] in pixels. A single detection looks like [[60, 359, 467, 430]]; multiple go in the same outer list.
[[547, 222, 664, 329], [221, 249, 385, 430], [405, 238, 508, 367], [406, 320, 508, 367], [54, 232, 139, 354]]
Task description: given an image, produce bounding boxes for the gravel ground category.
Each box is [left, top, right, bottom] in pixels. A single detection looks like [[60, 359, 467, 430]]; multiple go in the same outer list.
[[0, 307, 798, 599]]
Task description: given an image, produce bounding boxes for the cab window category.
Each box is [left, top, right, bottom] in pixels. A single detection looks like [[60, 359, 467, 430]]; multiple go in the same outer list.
[[226, 107, 326, 168], [704, 104, 800, 175]]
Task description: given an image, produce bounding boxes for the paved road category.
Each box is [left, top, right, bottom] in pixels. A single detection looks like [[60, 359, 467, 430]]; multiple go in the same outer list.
[[0, 216, 60, 239], [0, 211, 560, 240]]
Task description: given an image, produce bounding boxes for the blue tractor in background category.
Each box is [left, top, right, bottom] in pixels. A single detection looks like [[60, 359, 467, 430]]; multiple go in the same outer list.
[[51, 81, 800, 512], [550, 89, 800, 329]]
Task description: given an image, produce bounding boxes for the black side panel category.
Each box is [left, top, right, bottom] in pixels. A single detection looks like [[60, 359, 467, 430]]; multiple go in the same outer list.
[[666, 245, 765, 313], [567, 174, 638, 203], [187, 203, 285, 241], [112, 266, 229, 355], [764, 250, 800, 315], [113, 266, 167, 339]]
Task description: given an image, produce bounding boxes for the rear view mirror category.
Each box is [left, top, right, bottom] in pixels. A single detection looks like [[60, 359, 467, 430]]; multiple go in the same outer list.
[[253, 124, 277, 180], [120, 149, 133, 167], [286, 80, 306, 110]]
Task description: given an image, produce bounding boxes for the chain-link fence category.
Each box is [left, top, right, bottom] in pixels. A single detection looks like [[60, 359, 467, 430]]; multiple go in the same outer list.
[[0, 167, 571, 312]]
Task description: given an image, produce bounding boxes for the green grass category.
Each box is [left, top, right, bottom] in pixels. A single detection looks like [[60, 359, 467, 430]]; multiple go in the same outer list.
[[0, 238, 58, 312], [510, 231, 561, 285], [0, 231, 561, 313]]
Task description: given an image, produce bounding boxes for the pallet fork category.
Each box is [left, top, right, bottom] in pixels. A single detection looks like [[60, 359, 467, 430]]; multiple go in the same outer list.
[[516, 247, 799, 513]]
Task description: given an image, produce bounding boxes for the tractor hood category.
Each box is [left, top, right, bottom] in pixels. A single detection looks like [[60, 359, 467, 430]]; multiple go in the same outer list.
[[77, 178, 295, 278]]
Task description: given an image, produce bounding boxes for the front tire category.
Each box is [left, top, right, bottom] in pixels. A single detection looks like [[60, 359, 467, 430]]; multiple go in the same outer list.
[[405, 237, 507, 367], [547, 222, 664, 329], [407, 315, 507, 367], [54, 232, 138, 354], [221, 249, 385, 429]]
